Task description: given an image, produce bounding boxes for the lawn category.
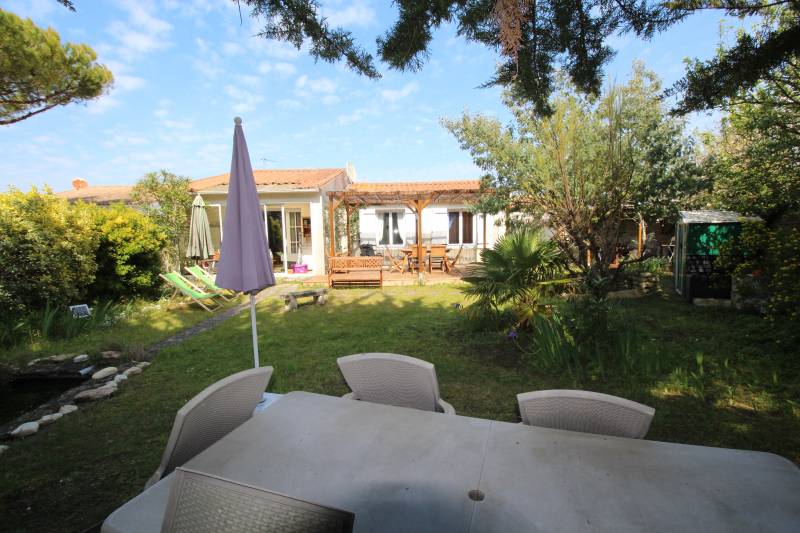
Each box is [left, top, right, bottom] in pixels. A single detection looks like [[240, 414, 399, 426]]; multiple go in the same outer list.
[[0, 298, 238, 369], [0, 285, 798, 532]]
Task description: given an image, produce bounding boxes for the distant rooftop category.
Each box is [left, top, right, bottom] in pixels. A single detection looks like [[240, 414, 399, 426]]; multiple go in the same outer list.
[[56, 184, 133, 204]]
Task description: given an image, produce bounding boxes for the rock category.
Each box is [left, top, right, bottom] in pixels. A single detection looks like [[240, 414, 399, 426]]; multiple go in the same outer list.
[[113, 374, 128, 384], [0, 445, 8, 456], [92, 367, 118, 380], [38, 413, 63, 426], [59, 404, 78, 415], [100, 350, 122, 360], [123, 366, 142, 377], [10, 421, 39, 438], [27, 358, 43, 367], [136, 361, 151, 369], [73, 354, 90, 364], [74, 384, 117, 402], [48, 353, 74, 362]]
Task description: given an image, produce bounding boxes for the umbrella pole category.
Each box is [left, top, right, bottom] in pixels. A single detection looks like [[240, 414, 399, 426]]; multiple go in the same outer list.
[[249, 293, 259, 368]]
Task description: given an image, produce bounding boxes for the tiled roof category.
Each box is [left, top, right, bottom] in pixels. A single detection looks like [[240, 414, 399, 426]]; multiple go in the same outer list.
[[190, 168, 347, 192], [347, 180, 480, 194], [55, 185, 133, 204]]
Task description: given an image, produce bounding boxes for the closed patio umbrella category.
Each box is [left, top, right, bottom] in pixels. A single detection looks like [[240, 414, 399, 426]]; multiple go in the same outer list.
[[186, 194, 214, 261], [215, 117, 276, 368]]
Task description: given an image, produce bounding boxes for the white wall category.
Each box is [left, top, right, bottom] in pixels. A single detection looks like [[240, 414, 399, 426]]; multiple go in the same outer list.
[[358, 204, 505, 250]]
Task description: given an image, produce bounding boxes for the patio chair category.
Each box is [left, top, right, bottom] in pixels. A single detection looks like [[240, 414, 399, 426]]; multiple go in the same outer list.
[[429, 245, 448, 272], [160, 272, 223, 312], [516, 389, 655, 439], [337, 353, 455, 414], [162, 467, 355, 533], [185, 265, 232, 301], [444, 245, 463, 272], [407, 246, 425, 274], [386, 249, 406, 274], [145, 367, 273, 489]]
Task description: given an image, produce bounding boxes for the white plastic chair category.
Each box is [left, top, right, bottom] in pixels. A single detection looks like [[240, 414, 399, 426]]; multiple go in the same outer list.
[[337, 353, 455, 414], [162, 467, 354, 533], [517, 389, 654, 439], [145, 367, 273, 489]]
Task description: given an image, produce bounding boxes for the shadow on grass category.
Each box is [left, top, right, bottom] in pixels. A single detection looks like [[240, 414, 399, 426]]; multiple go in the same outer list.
[[0, 286, 797, 533]]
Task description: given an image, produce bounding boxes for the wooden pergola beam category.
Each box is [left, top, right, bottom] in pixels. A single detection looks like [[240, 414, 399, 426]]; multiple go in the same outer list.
[[327, 192, 341, 259]]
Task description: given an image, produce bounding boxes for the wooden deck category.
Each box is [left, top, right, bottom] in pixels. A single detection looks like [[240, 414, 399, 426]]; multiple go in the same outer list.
[[299, 267, 466, 287]]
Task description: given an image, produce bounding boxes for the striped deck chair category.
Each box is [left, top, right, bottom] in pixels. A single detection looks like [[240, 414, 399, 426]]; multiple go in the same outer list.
[[161, 271, 222, 312]]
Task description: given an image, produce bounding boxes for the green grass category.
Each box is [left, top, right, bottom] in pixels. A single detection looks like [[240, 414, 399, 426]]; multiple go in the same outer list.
[[0, 285, 798, 532], [0, 298, 239, 368]]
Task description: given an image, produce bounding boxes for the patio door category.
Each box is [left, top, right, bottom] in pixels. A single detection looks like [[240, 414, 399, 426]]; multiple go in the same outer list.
[[287, 210, 302, 261]]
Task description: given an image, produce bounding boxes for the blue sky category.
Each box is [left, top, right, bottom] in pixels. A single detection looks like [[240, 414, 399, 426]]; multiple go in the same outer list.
[[1, 0, 748, 191]]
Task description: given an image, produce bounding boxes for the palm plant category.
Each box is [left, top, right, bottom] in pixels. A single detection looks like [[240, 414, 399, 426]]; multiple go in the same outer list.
[[462, 227, 567, 325]]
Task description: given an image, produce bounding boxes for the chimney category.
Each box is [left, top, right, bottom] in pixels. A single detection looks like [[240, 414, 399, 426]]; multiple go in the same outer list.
[[345, 162, 357, 181], [72, 178, 88, 190]]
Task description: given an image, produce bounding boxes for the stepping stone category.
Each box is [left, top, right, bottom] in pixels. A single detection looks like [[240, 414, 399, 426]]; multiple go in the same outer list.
[[100, 350, 122, 360], [113, 374, 128, 384], [73, 354, 90, 363], [92, 367, 117, 380], [48, 354, 74, 362], [59, 405, 78, 415], [136, 362, 151, 369], [38, 413, 63, 426], [10, 421, 39, 438], [123, 366, 142, 377], [74, 384, 117, 402]]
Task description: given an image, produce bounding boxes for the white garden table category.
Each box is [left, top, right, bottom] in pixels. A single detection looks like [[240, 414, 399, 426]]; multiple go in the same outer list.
[[102, 391, 800, 532]]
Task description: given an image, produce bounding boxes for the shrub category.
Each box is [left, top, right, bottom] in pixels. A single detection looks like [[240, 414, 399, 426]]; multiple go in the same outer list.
[[0, 188, 98, 313], [461, 227, 568, 326], [89, 203, 167, 300], [717, 221, 800, 324]]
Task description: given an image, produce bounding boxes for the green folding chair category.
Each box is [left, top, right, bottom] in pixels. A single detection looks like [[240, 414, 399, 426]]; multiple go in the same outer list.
[[160, 272, 222, 312], [185, 265, 233, 301]]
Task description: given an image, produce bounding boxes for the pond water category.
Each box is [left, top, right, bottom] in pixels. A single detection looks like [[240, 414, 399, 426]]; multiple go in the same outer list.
[[0, 378, 84, 426]]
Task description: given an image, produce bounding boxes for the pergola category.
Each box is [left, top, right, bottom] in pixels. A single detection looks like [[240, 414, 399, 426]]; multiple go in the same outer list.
[[326, 181, 485, 263]]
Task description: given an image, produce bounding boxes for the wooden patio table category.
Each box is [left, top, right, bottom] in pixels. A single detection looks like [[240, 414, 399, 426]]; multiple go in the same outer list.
[[102, 392, 800, 533]]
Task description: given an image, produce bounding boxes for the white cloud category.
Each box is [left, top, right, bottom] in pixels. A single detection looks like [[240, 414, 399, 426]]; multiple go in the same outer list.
[[337, 108, 368, 125], [258, 61, 297, 78], [322, 94, 341, 105], [222, 42, 244, 55], [295, 75, 337, 94], [323, 0, 376, 27], [86, 95, 120, 115], [5, 0, 55, 21], [106, 0, 172, 62], [194, 53, 223, 79], [224, 85, 264, 113], [278, 99, 304, 110], [161, 119, 193, 130], [381, 82, 419, 102], [115, 74, 146, 91], [250, 39, 301, 60], [236, 74, 261, 88]]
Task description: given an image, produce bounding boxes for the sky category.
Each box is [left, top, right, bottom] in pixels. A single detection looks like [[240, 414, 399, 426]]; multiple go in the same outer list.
[[0, 0, 750, 192]]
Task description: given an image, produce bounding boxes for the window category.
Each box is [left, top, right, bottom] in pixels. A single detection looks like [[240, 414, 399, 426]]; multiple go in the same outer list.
[[379, 212, 403, 245], [448, 211, 474, 244]]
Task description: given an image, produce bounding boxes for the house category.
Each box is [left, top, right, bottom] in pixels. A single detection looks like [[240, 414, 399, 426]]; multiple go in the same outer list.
[[341, 181, 504, 265], [57, 166, 504, 275], [189, 166, 354, 276]]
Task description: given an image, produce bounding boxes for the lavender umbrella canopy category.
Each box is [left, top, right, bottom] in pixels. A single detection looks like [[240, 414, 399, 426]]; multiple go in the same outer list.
[[215, 117, 275, 367]]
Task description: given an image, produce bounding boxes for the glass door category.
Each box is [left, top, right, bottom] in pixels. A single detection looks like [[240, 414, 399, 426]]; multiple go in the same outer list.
[[287, 211, 302, 262]]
